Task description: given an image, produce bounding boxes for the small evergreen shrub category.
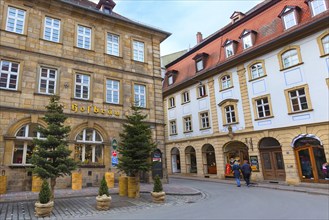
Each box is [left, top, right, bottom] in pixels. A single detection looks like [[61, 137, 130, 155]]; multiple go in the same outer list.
[[39, 180, 51, 204], [98, 176, 109, 196], [153, 175, 163, 192]]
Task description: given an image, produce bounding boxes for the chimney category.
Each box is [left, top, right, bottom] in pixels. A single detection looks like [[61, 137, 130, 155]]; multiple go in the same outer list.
[[196, 32, 203, 44]]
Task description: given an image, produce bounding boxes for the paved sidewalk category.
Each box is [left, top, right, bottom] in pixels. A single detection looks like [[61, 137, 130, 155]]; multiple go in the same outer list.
[[169, 174, 329, 196]]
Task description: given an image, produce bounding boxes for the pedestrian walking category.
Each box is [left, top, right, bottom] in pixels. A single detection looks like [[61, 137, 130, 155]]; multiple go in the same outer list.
[[232, 160, 242, 187], [241, 160, 252, 186]]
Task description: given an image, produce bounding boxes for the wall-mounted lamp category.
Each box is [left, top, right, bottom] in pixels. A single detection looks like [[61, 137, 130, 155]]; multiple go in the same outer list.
[[245, 138, 253, 151], [1, 170, 5, 176]]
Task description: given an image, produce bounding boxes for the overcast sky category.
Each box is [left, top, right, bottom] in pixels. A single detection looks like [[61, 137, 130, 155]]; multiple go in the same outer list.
[[91, 0, 262, 56]]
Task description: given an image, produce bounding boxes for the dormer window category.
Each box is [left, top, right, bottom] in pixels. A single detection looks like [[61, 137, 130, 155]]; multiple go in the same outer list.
[[230, 11, 245, 24], [193, 53, 209, 72], [223, 39, 237, 58], [278, 6, 301, 30], [239, 29, 257, 50], [96, 0, 116, 14], [306, 0, 327, 16], [166, 70, 178, 86]]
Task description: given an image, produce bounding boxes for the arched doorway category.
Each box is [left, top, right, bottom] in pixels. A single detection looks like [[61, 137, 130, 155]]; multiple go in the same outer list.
[[152, 149, 163, 179], [223, 141, 249, 177], [292, 134, 328, 183], [202, 144, 217, 174], [185, 146, 197, 173], [259, 137, 285, 181], [171, 147, 181, 173]]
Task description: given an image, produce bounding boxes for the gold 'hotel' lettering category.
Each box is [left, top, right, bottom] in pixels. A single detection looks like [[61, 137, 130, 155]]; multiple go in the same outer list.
[[71, 104, 120, 116]]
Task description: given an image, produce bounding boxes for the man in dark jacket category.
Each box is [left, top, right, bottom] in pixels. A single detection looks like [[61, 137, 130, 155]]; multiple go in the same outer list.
[[241, 160, 252, 186]]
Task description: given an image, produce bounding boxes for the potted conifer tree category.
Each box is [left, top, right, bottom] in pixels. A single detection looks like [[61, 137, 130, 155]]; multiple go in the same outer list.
[[35, 180, 54, 217], [96, 176, 112, 210], [151, 175, 166, 203]]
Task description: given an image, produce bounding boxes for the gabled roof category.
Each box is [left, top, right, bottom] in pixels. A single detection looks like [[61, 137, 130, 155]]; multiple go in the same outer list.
[[239, 29, 257, 39], [278, 5, 301, 18]]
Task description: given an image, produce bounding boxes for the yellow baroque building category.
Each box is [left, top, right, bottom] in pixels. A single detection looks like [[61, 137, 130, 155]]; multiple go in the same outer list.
[[0, 0, 170, 191], [163, 0, 329, 185]]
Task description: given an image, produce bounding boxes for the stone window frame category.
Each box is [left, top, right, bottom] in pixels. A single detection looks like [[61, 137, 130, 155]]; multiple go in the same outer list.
[[132, 82, 148, 108], [306, 0, 328, 17], [219, 72, 233, 91], [317, 30, 329, 57], [3, 3, 29, 36], [284, 84, 313, 115], [132, 39, 145, 63], [277, 45, 303, 71], [105, 32, 121, 57], [72, 70, 93, 101], [104, 77, 122, 105], [247, 60, 267, 81], [181, 90, 190, 104], [199, 110, 211, 130], [74, 128, 104, 164], [41, 15, 62, 43], [218, 99, 239, 126], [197, 84, 207, 99], [183, 115, 193, 133], [252, 94, 274, 121], [74, 23, 95, 51], [12, 123, 45, 165], [36, 65, 60, 96], [168, 96, 176, 109], [0, 58, 22, 91], [169, 119, 177, 136]]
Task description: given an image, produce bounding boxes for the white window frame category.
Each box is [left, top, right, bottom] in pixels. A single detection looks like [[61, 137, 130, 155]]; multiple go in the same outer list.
[[250, 63, 264, 79], [169, 97, 175, 108], [182, 91, 190, 103], [282, 49, 299, 68], [225, 105, 236, 124], [106, 33, 119, 56], [6, 6, 26, 34], [76, 129, 103, 163], [77, 25, 91, 50], [75, 73, 90, 100], [221, 75, 232, 90], [255, 97, 271, 118], [43, 17, 60, 43], [106, 79, 120, 104], [289, 88, 309, 112], [169, 120, 177, 135], [200, 112, 210, 129], [0, 60, 19, 90], [283, 12, 297, 29], [13, 124, 45, 165], [196, 59, 203, 71], [198, 85, 206, 97], [183, 116, 192, 132], [134, 84, 146, 108], [225, 44, 234, 58], [310, 0, 327, 16], [243, 34, 252, 49], [322, 35, 329, 55], [168, 75, 173, 85], [133, 41, 145, 62], [39, 67, 57, 95]]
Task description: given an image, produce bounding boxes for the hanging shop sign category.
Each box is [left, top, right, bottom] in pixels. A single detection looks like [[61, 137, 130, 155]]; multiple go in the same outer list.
[[250, 155, 259, 172], [71, 104, 120, 116], [111, 139, 119, 167]]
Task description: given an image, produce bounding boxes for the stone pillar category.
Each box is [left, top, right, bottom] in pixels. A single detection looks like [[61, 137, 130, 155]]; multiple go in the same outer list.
[[208, 79, 220, 133], [237, 65, 253, 130]]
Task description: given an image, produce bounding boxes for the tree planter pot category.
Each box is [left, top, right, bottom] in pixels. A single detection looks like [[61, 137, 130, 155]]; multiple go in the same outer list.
[[151, 191, 166, 203], [96, 195, 112, 210], [34, 201, 54, 217]]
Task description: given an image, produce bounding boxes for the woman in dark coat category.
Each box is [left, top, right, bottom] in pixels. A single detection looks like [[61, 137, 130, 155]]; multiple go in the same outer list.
[[232, 160, 242, 187]]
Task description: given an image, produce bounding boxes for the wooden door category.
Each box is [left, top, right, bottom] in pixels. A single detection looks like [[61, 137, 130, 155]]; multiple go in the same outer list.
[[261, 150, 285, 181]]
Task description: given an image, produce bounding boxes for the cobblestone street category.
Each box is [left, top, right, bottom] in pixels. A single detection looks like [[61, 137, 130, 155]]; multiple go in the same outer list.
[[0, 193, 204, 220]]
